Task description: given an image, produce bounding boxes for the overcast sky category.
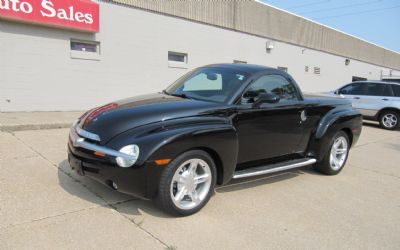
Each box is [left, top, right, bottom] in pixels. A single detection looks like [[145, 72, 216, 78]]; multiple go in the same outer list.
[[261, 0, 400, 53]]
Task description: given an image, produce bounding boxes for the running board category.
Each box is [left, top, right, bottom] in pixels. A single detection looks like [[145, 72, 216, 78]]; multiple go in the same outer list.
[[233, 158, 317, 179]]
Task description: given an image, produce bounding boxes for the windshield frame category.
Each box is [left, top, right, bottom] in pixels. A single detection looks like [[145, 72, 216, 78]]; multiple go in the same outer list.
[[164, 67, 251, 104]]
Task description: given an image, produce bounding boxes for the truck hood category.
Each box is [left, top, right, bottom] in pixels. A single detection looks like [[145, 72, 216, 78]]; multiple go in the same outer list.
[[78, 93, 224, 144]]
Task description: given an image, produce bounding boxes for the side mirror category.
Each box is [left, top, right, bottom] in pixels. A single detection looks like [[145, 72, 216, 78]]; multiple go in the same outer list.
[[253, 93, 280, 107]]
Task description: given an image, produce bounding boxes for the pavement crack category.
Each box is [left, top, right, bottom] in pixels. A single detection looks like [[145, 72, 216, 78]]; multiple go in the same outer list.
[[109, 204, 170, 249], [0, 205, 100, 233]]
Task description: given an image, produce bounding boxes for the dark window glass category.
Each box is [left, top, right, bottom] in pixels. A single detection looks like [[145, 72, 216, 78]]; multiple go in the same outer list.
[[364, 83, 391, 96], [392, 85, 400, 97], [340, 82, 392, 96], [382, 84, 394, 96], [168, 52, 187, 63], [340, 83, 363, 95], [243, 74, 298, 103], [70, 41, 98, 53]]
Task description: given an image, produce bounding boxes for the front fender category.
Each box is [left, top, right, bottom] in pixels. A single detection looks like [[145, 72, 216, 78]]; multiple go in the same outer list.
[[106, 117, 238, 197]]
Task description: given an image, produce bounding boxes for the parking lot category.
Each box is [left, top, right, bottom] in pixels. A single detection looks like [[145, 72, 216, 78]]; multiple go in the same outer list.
[[1, 123, 399, 249]]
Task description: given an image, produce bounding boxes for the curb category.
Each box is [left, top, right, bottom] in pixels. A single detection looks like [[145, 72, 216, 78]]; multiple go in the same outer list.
[[0, 123, 72, 132]]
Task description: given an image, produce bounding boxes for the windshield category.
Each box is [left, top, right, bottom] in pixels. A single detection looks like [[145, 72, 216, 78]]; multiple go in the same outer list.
[[165, 67, 250, 103]]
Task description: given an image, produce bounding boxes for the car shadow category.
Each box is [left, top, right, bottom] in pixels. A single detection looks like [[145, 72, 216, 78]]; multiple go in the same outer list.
[[58, 159, 315, 218], [362, 121, 400, 131], [362, 121, 381, 129], [57, 159, 174, 218]]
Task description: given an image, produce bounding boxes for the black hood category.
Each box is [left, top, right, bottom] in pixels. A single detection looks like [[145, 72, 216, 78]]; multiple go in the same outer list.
[[79, 93, 224, 144]]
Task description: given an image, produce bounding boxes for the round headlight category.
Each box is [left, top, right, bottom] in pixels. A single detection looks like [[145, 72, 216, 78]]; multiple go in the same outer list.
[[116, 144, 139, 168]]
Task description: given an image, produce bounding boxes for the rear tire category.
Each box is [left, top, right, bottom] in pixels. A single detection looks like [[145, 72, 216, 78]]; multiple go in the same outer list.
[[314, 131, 350, 175], [379, 110, 399, 130], [157, 150, 216, 216]]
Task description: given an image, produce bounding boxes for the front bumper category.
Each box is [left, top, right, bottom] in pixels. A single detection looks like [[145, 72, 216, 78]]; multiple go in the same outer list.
[[68, 126, 163, 199]]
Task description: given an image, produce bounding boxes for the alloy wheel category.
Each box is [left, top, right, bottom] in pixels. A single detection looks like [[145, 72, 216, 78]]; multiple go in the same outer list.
[[329, 136, 348, 171], [170, 159, 212, 210], [382, 113, 398, 129]]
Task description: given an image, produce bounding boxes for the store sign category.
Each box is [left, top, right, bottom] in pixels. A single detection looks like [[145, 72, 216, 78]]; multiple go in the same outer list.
[[0, 0, 99, 32]]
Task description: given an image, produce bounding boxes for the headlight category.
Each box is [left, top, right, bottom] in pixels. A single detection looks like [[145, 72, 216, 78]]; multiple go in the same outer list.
[[116, 145, 140, 168]]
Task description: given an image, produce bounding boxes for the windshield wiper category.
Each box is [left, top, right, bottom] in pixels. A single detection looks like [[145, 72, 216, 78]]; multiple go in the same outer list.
[[162, 90, 192, 99], [170, 93, 190, 99]]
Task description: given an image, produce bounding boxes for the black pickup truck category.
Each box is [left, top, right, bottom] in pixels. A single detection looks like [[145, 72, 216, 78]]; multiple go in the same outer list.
[[68, 64, 362, 216]]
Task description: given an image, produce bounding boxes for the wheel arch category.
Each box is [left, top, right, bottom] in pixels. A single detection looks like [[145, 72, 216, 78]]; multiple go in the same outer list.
[[141, 124, 238, 185], [192, 147, 224, 185], [341, 127, 353, 147], [376, 107, 400, 120]]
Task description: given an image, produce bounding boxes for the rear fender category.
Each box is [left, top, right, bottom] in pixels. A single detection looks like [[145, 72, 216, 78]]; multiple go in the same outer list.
[[308, 108, 362, 162]]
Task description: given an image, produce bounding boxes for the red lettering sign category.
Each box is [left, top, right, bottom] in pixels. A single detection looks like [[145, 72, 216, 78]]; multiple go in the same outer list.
[[0, 0, 99, 33]]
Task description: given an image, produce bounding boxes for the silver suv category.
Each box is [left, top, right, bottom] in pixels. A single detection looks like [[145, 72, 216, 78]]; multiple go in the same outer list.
[[331, 81, 400, 130]]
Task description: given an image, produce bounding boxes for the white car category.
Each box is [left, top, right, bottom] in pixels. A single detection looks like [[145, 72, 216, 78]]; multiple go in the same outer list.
[[330, 81, 400, 130]]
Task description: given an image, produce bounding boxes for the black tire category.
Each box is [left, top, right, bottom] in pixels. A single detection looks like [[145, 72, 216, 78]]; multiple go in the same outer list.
[[157, 150, 216, 216], [379, 110, 399, 130], [314, 131, 350, 175]]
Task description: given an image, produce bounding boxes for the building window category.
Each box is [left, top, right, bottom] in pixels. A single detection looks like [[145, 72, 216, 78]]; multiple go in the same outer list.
[[168, 51, 187, 63], [277, 66, 288, 72], [352, 76, 367, 82], [305, 66, 309, 73], [70, 39, 100, 60], [314, 67, 321, 75], [233, 60, 247, 64], [168, 51, 188, 68], [71, 41, 98, 53]]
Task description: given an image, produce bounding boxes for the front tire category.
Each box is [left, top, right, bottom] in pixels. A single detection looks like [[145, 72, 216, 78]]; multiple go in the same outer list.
[[379, 110, 399, 130], [314, 131, 350, 175], [157, 150, 216, 216]]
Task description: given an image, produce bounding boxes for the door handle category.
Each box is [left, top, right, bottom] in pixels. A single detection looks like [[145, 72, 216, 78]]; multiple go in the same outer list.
[[300, 110, 307, 123], [354, 97, 360, 99], [382, 98, 389, 101]]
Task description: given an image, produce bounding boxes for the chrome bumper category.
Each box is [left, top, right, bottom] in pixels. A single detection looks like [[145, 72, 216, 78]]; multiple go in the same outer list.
[[69, 125, 136, 162]]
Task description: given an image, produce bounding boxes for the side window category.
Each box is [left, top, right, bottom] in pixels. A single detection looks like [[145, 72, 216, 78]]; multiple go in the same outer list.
[[340, 83, 364, 95], [391, 85, 400, 97], [243, 74, 298, 103], [382, 84, 394, 97], [364, 83, 389, 96]]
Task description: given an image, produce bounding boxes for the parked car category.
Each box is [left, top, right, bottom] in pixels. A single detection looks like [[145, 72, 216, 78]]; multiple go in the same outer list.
[[68, 64, 362, 216], [329, 81, 400, 130]]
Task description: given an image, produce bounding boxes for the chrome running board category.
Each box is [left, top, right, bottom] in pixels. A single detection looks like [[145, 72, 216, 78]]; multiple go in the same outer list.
[[233, 158, 317, 179]]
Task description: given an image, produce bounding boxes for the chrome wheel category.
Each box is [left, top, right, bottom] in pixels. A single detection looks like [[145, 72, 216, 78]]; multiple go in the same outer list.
[[329, 136, 348, 171], [382, 113, 398, 129], [170, 159, 212, 210]]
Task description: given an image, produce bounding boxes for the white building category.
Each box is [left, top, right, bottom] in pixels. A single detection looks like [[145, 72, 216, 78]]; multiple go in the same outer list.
[[1, 0, 399, 111]]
